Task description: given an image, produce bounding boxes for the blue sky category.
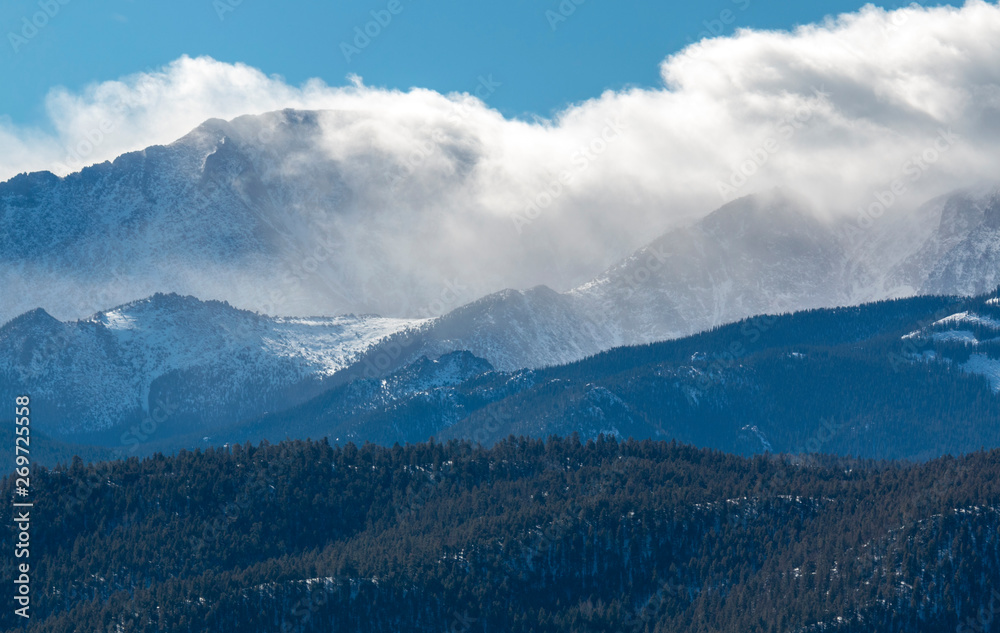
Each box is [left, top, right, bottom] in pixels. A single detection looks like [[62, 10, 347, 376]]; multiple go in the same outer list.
[[2, 0, 946, 129]]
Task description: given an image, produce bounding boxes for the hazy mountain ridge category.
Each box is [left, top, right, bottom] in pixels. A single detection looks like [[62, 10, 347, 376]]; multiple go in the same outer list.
[[2, 109, 998, 344], [428, 292, 1000, 460], [922, 192, 1000, 295], [23, 291, 998, 464], [571, 190, 848, 344], [352, 187, 1000, 372], [0, 293, 420, 440], [4, 112, 1000, 457], [0, 110, 431, 323]]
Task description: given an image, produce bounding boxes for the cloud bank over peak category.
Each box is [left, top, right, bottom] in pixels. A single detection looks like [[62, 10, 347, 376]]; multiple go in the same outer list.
[[1, 2, 1000, 309]]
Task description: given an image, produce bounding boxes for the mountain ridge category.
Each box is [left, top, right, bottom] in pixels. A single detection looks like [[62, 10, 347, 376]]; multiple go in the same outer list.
[[9, 289, 1000, 466], [2, 108, 998, 341]]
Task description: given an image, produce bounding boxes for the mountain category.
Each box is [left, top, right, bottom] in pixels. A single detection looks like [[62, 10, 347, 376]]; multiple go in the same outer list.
[[6, 110, 1000, 462], [922, 192, 1000, 295], [3, 109, 999, 371], [349, 192, 851, 373], [218, 349, 497, 448], [570, 190, 847, 343], [0, 109, 496, 324], [7, 436, 1000, 633], [7, 288, 1000, 464], [0, 293, 419, 452], [183, 291, 1000, 463], [363, 285, 620, 372], [349, 187, 1000, 372], [432, 293, 1000, 460]]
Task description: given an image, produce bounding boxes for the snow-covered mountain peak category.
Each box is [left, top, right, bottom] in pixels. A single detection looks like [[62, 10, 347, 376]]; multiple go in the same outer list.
[[0, 294, 424, 436], [700, 188, 820, 237]]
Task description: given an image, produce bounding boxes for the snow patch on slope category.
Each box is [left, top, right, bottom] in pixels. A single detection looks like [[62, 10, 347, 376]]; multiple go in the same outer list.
[[267, 316, 429, 376], [932, 312, 1000, 330], [962, 354, 1000, 392]]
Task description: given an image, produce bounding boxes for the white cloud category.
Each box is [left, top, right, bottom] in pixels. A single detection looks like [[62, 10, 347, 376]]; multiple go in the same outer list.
[[2, 1, 1000, 318]]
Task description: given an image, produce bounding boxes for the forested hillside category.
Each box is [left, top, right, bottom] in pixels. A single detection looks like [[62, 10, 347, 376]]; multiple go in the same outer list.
[[3, 437, 999, 632], [205, 292, 1000, 461]]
